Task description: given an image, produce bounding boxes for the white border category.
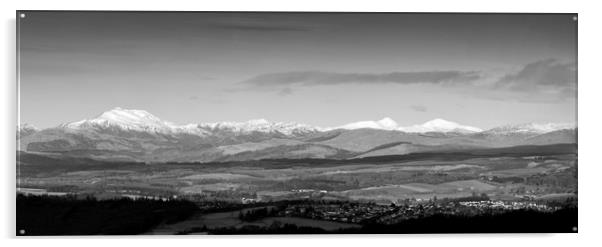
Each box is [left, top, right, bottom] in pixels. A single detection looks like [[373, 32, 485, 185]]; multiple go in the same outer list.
[[2, 0, 601, 246]]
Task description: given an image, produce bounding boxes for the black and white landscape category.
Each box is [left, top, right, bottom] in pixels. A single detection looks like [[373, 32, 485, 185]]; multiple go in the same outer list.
[[17, 12, 577, 235], [18, 107, 577, 162]]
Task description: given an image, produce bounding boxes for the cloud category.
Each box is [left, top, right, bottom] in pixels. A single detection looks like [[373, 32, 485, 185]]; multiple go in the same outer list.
[[243, 70, 481, 88], [235, 59, 576, 103], [410, 105, 428, 112], [495, 59, 576, 96]]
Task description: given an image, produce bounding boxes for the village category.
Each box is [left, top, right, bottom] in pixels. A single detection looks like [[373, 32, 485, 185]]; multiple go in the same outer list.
[[238, 198, 565, 225]]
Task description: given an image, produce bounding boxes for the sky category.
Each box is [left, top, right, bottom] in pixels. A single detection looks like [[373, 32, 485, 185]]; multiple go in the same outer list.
[[18, 12, 577, 129]]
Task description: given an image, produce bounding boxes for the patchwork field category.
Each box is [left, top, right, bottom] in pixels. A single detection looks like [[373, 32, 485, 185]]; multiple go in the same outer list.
[[17, 149, 577, 204]]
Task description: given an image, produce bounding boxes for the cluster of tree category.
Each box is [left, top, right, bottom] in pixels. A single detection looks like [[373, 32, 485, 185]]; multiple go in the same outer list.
[[490, 176, 525, 183], [238, 207, 280, 221], [525, 169, 578, 192], [16, 194, 199, 235], [537, 196, 578, 207], [454, 192, 490, 202]]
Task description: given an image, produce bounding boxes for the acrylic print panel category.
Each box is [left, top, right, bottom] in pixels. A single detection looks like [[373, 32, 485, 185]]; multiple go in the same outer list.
[[16, 11, 577, 235]]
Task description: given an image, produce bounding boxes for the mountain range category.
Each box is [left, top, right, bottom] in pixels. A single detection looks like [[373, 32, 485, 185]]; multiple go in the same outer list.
[[17, 107, 577, 162]]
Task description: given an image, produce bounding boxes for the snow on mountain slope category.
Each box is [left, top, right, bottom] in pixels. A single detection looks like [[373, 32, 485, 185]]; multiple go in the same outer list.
[[335, 117, 399, 131], [60, 107, 319, 136], [199, 119, 321, 135], [44, 107, 576, 139], [334, 117, 481, 133], [19, 107, 577, 162], [400, 118, 482, 133], [63, 107, 178, 133]]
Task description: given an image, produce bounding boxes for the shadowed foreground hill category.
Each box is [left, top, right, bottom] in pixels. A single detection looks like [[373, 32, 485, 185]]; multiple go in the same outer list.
[[16, 194, 198, 236], [17, 194, 577, 235], [204, 207, 577, 234]]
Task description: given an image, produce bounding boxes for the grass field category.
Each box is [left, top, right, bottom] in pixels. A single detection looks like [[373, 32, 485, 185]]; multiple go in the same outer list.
[[17, 149, 577, 204]]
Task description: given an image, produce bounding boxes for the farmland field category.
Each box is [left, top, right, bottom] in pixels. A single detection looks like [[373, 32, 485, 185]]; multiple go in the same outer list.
[[17, 148, 577, 204]]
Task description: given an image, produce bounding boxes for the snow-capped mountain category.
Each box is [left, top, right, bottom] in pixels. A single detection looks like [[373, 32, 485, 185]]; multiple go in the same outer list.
[[60, 107, 319, 136], [332, 117, 573, 135], [18, 107, 577, 162], [399, 118, 483, 133], [40, 107, 577, 137], [333, 117, 481, 133], [199, 119, 321, 135], [62, 107, 181, 134], [335, 117, 399, 131], [482, 122, 576, 135]]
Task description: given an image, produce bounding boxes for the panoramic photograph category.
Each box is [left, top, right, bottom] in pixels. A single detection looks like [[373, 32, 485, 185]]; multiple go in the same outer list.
[[16, 11, 577, 235]]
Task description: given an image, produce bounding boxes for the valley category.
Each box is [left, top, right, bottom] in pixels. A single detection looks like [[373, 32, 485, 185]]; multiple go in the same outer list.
[[16, 108, 578, 234]]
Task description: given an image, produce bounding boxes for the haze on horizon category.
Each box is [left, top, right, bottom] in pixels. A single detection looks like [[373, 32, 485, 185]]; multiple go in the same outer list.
[[18, 12, 577, 129]]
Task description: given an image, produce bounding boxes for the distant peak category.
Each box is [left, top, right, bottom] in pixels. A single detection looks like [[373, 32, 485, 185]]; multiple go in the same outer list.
[[56, 108, 311, 136], [422, 118, 457, 126], [377, 117, 398, 127], [333, 117, 484, 133], [246, 119, 270, 125], [425, 118, 453, 123], [400, 118, 482, 133], [98, 107, 158, 121], [335, 117, 400, 131], [200, 118, 319, 135], [63, 107, 173, 133], [57, 107, 515, 136]]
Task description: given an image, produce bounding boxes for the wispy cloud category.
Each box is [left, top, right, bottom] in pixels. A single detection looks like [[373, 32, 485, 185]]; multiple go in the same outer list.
[[236, 59, 576, 103], [242, 70, 481, 88], [495, 59, 576, 97]]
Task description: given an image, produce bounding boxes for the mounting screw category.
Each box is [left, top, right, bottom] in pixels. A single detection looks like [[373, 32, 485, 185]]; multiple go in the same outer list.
[[19, 229, 25, 235], [572, 226, 578, 232], [20, 13, 26, 18], [573, 16, 577, 21]]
